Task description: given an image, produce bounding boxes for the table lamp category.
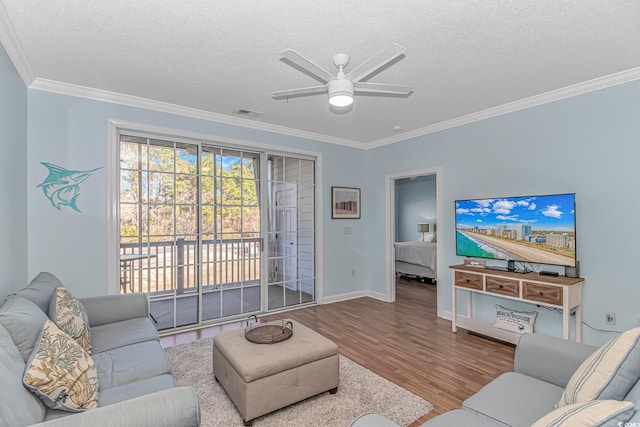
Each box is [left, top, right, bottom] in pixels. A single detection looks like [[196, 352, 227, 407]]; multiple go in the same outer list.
[[418, 223, 430, 241]]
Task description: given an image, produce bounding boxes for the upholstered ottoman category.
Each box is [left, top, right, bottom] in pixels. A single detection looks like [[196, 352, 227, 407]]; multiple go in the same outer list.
[[212, 320, 339, 425]]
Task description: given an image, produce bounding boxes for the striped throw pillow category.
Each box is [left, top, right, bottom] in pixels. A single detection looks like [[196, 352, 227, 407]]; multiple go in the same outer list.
[[532, 400, 635, 427], [558, 327, 640, 407]]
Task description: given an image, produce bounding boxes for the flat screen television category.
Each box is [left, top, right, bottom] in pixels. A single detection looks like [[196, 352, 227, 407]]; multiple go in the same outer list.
[[455, 193, 577, 267]]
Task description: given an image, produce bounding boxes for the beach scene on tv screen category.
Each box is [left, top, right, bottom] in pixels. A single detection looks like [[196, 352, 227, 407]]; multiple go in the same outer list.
[[456, 194, 576, 267]]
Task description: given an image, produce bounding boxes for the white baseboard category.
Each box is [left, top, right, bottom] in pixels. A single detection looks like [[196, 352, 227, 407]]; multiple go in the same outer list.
[[322, 290, 389, 305], [441, 309, 453, 321], [366, 291, 389, 302]]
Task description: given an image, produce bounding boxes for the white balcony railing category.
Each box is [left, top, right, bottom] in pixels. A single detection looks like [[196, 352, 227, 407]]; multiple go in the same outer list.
[[120, 237, 261, 295]]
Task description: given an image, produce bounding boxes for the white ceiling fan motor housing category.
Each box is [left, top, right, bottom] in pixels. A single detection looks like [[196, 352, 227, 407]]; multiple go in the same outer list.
[[328, 79, 354, 107]]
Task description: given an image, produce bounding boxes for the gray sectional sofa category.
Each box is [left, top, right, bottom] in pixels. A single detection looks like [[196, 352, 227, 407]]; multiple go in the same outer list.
[[0, 272, 200, 427], [350, 332, 640, 426]]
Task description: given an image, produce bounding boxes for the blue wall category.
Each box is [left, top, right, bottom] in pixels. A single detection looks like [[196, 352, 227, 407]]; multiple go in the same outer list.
[[395, 175, 436, 242], [26, 91, 367, 298], [365, 79, 640, 345], [0, 43, 28, 300], [5, 38, 640, 345]]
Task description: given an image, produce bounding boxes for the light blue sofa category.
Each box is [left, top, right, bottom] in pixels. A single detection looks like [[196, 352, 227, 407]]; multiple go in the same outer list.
[[0, 272, 200, 427], [350, 332, 640, 426]]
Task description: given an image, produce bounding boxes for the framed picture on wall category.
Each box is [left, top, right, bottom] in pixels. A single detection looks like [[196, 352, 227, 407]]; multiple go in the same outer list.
[[331, 186, 361, 219]]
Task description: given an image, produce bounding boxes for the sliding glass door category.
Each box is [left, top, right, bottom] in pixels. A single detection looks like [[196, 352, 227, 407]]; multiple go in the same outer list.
[[199, 147, 261, 322], [118, 133, 315, 331], [267, 155, 316, 309], [119, 136, 202, 330]]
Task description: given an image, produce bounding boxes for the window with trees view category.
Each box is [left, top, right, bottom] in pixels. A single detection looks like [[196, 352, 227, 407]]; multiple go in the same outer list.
[[118, 133, 316, 330]]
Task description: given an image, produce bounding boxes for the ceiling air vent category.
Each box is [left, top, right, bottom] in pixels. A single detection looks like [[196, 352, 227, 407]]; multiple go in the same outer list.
[[233, 109, 263, 118]]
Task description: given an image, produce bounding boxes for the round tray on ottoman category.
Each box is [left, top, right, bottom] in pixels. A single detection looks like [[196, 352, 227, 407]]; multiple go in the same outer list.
[[244, 315, 293, 344]]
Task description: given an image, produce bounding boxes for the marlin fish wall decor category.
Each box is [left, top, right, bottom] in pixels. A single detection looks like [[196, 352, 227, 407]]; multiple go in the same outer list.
[[37, 162, 103, 212]]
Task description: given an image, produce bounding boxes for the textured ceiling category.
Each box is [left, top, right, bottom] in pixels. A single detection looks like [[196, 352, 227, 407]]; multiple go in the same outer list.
[[1, 0, 640, 147]]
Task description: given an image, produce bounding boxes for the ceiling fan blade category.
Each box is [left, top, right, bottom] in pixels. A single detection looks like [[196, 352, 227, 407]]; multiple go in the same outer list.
[[345, 43, 406, 82], [354, 82, 413, 95], [279, 49, 335, 84], [271, 85, 327, 99]]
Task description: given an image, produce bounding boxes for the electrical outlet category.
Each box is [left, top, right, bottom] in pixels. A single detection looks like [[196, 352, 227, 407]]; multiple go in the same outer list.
[[605, 312, 616, 325]]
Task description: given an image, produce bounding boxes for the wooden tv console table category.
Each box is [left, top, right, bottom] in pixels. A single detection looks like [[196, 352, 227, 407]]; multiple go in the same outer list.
[[450, 264, 584, 344]]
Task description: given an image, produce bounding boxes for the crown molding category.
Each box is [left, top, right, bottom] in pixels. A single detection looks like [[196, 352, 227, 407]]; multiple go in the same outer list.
[[29, 78, 367, 149], [25, 65, 640, 151], [0, 2, 35, 85], [365, 66, 640, 149]]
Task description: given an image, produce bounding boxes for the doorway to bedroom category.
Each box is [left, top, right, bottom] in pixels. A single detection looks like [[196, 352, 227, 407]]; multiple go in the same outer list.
[[386, 167, 442, 318]]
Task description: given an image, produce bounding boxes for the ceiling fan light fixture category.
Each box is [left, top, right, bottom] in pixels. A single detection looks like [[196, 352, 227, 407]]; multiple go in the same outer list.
[[328, 79, 354, 107], [329, 94, 353, 107], [272, 44, 411, 107]]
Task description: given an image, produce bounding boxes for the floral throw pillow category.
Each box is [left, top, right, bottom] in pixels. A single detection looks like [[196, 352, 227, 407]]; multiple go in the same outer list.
[[23, 319, 99, 412], [49, 286, 91, 353]]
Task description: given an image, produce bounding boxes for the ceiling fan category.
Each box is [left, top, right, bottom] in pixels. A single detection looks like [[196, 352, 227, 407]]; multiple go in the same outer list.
[[271, 43, 413, 107]]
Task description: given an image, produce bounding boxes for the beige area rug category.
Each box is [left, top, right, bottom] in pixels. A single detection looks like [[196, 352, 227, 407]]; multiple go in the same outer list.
[[166, 338, 432, 427]]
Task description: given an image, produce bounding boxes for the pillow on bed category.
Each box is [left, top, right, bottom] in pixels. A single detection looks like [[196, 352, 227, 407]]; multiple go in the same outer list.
[[421, 233, 434, 242]]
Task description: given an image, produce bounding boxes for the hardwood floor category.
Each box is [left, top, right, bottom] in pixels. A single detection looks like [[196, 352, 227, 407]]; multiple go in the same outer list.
[[160, 277, 515, 425]]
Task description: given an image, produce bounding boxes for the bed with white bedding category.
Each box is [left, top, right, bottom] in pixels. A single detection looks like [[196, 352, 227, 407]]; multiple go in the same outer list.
[[394, 241, 437, 282]]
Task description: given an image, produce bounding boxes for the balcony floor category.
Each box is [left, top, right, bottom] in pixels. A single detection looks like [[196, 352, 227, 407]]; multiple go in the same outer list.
[[150, 285, 314, 330]]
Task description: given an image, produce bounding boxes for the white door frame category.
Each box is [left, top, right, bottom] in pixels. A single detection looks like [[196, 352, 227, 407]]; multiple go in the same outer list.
[[384, 166, 443, 317]]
